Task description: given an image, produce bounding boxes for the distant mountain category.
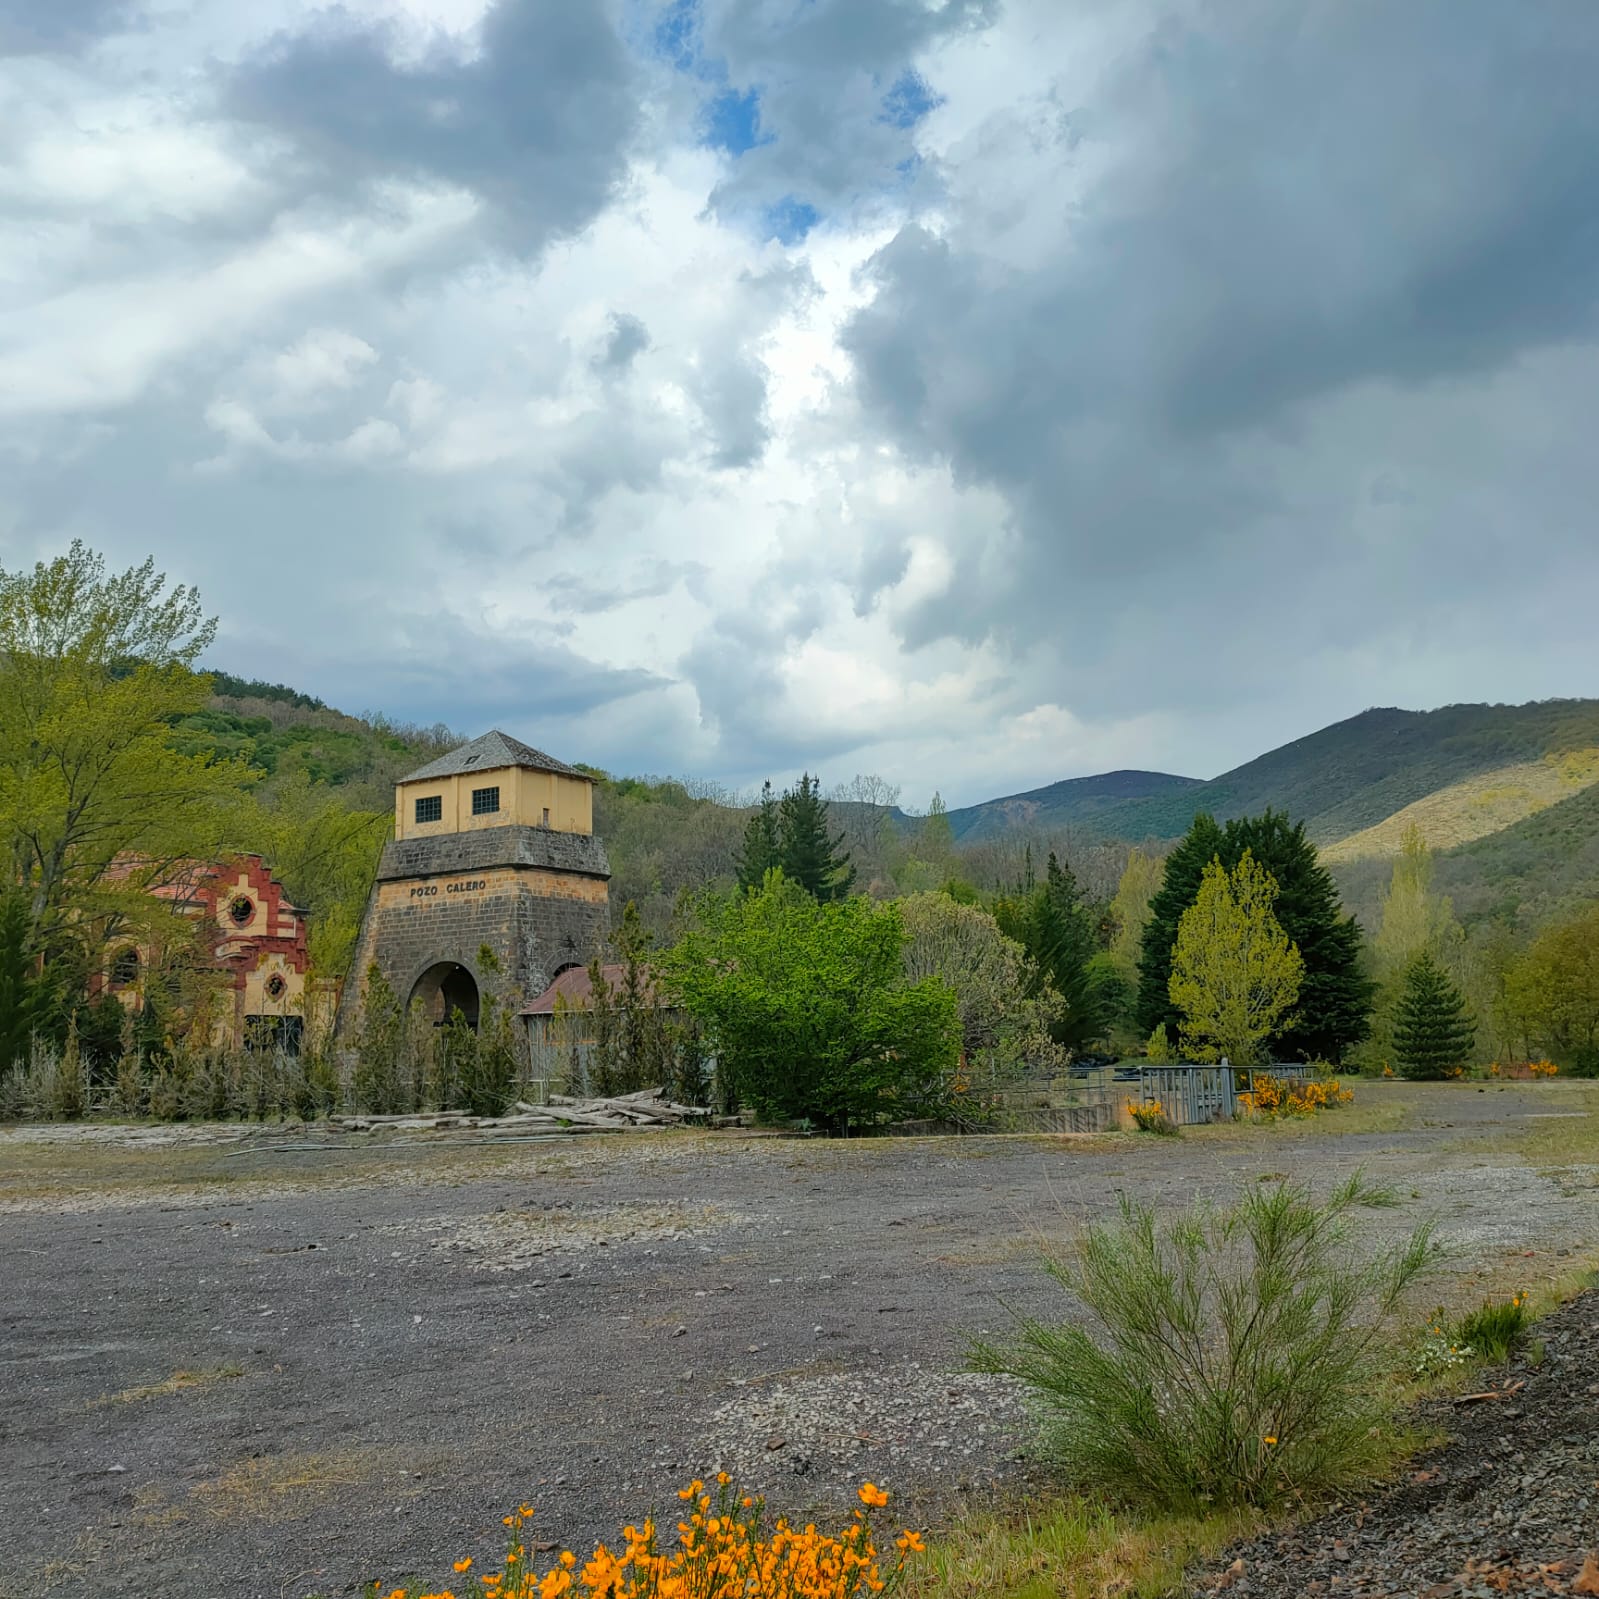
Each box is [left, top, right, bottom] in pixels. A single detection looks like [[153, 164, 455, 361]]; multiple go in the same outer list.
[[946, 770, 1201, 840], [949, 700, 1599, 847]]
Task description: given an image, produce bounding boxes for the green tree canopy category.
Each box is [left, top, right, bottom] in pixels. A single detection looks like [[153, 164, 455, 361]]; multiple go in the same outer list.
[[1138, 810, 1372, 1062], [1393, 952, 1476, 1080], [1168, 851, 1304, 1065], [1503, 906, 1599, 1075], [661, 872, 957, 1131], [995, 852, 1111, 1052], [899, 890, 1062, 1072], [0, 542, 254, 1008], [736, 774, 855, 901], [734, 780, 782, 892], [777, 773, 856, 901]]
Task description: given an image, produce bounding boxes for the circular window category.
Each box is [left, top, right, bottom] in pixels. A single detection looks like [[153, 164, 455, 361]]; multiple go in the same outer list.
[[264, 973, 287, 1000], [228, 894, 255, 927]]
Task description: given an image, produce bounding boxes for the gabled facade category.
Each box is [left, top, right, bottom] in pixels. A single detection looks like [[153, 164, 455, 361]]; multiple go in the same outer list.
[[100, 855, 328, 1051]]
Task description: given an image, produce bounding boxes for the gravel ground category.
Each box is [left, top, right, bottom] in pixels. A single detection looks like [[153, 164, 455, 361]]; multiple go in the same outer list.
[[0, 1081, 1594, 1599], [1193, 1290, 1599, 1599]]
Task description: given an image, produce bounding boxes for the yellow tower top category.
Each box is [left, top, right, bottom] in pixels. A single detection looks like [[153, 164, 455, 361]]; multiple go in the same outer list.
[[393, 729, 594, 841]]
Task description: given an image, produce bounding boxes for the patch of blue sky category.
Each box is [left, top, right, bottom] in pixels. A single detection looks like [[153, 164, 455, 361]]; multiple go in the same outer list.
[[879, 69, 943, 129], [650, 0, 701, 71], [704, 86, 769, 156], [762, 196, 821, 245]]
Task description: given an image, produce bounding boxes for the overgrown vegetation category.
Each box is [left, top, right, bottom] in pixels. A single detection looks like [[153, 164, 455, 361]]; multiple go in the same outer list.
[[660, 872, 959, 1132], [972, 1176, 1433, 1511]]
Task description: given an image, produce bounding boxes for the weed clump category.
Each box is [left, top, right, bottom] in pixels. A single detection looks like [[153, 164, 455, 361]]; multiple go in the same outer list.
[[972, 1175, 1434, 1511], [1456, 1292, 1531, 1362]]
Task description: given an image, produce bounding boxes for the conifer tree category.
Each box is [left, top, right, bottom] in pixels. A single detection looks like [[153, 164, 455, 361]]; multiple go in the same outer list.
[[994, 852, 1106, 1052], [735, 781, 782, 893], [1393, 952, 1476, 1080], [776, 774, 856, 901]]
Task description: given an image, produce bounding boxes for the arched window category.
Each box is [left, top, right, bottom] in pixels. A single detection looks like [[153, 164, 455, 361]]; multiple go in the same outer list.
[[110, 948, 140, 989]]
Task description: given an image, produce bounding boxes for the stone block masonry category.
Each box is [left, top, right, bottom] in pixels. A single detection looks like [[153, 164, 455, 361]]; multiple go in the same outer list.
[[335, 824, 611, 1037]]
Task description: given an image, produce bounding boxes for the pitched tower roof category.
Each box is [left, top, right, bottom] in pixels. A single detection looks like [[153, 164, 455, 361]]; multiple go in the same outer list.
[[398, 729, 590, 785]]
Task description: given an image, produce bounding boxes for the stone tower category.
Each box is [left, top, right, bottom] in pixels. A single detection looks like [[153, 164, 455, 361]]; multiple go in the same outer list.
[[337, 730, 610, 1033]]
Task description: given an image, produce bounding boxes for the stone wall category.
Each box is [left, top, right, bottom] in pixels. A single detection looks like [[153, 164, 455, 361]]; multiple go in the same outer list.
[[335, 825, 611, 1037]]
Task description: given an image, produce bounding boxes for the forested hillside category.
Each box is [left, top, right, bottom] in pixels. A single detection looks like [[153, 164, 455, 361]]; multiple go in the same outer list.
[[185, 684, 1599, 948], [950, 700, 1599, 846]]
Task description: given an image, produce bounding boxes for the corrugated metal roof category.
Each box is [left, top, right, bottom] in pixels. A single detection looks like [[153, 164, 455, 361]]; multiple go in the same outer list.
[[398, 729, 590, 785]]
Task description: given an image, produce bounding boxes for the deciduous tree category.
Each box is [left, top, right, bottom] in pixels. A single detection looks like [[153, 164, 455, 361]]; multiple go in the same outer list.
[[1168, 851, 1303, 1065], [0, 542, 252, 979], [899, 891, 1062, 1073], [661, 872, 957, 1132], [1139, 811, 1371, 1062], [1503, 906, 1599, 1075]]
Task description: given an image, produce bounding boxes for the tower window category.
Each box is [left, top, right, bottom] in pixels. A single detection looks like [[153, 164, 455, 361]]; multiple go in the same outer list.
[[542, 807, 550, 827], [110, 948, 140, 989], [471, 785, 501, 816], [415, 794, 443, 824]]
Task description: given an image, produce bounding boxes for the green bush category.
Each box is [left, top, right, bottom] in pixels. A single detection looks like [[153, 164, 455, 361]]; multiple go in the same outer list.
[[662, 871, 958, 1133], [972, 1175, 1434, 1511], [1456, 1292, 1531, 1362]]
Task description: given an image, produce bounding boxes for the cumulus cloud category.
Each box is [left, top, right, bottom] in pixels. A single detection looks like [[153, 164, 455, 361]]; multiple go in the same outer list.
[[224, 0, 640, 252], [3, 0, 1598, 801]]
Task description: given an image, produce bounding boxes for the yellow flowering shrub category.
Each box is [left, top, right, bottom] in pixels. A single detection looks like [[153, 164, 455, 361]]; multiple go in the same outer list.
[[1488, 1059, 1558, 1079], [1127, 1097, 1172, 1133], [1237, 1073, 1354, 1119], [368, 1478, 920, 1599]]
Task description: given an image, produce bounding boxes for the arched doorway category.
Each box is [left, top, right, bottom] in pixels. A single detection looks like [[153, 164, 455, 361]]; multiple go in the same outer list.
[[409, 961, 480, 1029]]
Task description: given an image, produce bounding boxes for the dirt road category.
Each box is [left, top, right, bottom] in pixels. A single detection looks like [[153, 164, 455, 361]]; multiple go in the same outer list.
[[1, 1082, 1592, 1598]]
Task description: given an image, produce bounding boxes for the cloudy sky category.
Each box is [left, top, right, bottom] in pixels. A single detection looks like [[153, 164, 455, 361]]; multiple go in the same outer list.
[[3, 0, 1597, 806]]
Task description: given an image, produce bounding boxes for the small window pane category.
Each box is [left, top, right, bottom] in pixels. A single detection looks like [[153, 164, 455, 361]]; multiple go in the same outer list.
[[415, 795, 443, 824], [471, 785, 501, 816]]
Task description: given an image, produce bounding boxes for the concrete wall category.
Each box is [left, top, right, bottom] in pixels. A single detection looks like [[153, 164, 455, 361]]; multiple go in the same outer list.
[[394, 766, 593, 842]]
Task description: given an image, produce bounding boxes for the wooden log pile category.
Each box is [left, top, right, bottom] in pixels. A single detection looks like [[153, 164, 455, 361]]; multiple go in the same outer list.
[[327, 1087, 713, 1136]]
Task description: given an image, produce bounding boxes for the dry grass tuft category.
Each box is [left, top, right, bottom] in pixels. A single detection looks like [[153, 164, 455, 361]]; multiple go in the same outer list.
[[90, 1364, 244, 1409], [189, 1448, 397, 1524]]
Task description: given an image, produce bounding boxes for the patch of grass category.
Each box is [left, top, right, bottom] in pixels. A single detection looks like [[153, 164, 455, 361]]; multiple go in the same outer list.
[[1456, 1293, 1532, 1361], [905, 1494, 1257, 1599], [90, 1363, 244, 1408], [190, 1449, 397, 1525], [973, 1175, 1433, 1512]]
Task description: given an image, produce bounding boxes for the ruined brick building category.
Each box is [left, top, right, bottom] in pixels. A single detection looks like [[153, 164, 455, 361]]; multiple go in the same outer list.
[[100, 855, 328, 1051], [336, 730, 611, 1034]]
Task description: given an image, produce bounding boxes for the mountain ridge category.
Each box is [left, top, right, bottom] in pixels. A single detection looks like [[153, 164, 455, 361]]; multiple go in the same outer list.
[[947, 699, 1599, 845]]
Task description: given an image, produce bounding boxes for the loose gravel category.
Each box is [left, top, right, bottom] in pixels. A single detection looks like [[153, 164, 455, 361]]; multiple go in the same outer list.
[[1193, 1290, 1599, 1599]]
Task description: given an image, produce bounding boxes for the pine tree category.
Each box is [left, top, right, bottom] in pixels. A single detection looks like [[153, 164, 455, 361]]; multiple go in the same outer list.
[[994, 852, 1106, 1052], [1137, 809, 1373, 1062], [776, 774, 856, 901], [735, 781, 782, 893], [1393, 952, 1476, 1079]]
